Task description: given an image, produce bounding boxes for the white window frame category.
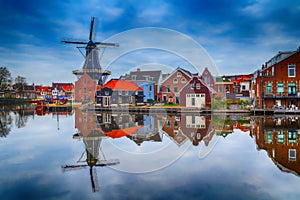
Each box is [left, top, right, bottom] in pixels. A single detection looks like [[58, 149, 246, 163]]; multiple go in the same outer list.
[[173, 78, 178, 83], [289, 149, 296, 161], [288, 65, 296, 77]]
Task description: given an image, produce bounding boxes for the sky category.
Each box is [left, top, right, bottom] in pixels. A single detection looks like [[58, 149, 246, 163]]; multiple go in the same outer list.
[[0, 0, 300, 85]]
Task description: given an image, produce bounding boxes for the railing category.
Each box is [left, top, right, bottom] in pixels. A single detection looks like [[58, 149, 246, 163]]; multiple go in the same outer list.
[[264, 92, 300, 98]]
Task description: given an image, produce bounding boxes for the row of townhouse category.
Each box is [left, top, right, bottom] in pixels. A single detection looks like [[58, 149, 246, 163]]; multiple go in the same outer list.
[[0, 83, 74, 100], [95, 66, 254, 108], [253, 47, 300, 109]]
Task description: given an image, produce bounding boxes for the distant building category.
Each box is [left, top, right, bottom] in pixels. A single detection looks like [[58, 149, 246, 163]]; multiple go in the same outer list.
[[223, 74, 253, 98], [179, 75, 212, 108], [254, 48, 300, 108], [35, 85, 52, 100], [201, 67, 215, 89], [214, 76, 234, 99], [74, 73, 96, 103], [134, 81, 155, 103], [158, 67, 192, 104], [252, 117, 300, 176], [95, 79, 144, 107], [52, 82, 74, 99], [120, 68, 162, 101]]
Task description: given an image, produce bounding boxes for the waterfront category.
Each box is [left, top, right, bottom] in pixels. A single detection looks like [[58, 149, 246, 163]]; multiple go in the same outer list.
[[1, 106, 300, 199]]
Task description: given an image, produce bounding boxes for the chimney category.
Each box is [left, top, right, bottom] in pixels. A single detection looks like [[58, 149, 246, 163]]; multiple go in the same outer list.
[[137, 68, 141, 72]]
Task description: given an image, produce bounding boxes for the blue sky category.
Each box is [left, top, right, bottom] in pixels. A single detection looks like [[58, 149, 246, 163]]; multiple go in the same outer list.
[[0, 0, 299, 85]]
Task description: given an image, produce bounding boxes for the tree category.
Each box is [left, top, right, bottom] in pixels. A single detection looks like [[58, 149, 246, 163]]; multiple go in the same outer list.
[[0, 66, 12, 86], [15, 76, 27, 90]]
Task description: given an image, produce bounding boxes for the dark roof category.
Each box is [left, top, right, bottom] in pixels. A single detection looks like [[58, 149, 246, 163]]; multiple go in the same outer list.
[[120, 69, 162, 83]]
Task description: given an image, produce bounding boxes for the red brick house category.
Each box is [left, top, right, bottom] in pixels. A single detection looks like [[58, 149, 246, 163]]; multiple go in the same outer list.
[[201, 67, 215, 89], [179, 75, 212, 108], [252, 117, 300, 176], [254, 48, 300, 108], [162, 115, 188, 146], [158, 67, 192, 104], [74, 73, 96, 103]]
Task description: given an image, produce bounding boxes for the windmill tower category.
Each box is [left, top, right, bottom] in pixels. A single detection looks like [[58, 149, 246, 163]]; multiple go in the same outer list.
[[62, 17, 118, 102], [62, 130, 120, 192]]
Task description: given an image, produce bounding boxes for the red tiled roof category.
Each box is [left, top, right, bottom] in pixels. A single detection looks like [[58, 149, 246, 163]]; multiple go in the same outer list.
[[97, 79, 143, 91], [104, 126, 143, 138]]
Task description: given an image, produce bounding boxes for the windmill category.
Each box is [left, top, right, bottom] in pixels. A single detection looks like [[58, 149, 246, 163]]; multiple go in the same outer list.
[[62, 130, 120, 192], [61, 17, 119, 86]]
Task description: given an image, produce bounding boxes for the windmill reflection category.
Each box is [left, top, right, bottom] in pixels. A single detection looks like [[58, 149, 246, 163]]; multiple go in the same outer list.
[[252, 116, 300, 176], [62, 108, 119, 192]]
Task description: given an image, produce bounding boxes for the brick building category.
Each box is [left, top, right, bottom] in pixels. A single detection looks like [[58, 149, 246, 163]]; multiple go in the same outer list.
[[158, 67, 192, 104], [254, 48, 300, 108], [74, 73, 97, 103]]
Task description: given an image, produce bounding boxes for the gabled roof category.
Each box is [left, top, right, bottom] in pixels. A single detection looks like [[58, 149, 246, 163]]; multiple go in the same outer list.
[[120, 69, 162, 83], [161, 67, 193, 84], [97, 79, 143, 91], [104, 126, 143, 138]]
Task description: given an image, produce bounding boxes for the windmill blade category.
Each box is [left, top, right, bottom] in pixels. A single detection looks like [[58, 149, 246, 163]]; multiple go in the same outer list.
[[94, 42, 119, 47], [61, 164, 88, 172], [61, 39, 88, 44], [89, 17, 95, 41]]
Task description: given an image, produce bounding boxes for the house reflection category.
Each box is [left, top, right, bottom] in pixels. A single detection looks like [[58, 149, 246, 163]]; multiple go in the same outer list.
[[63, 108, 119, 192], [162, 114, 217, 147], [252, 116, 300, 176]]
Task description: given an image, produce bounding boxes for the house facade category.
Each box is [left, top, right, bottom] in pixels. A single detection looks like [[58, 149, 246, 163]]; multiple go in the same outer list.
[[158, 67, 192, 104], [201, 67, 215, 89], [254, 49, 300, 108], [252, 117, 300, 176], [95, 79, 144, 107], [120, 68, 162, 101], [52, 82, 74, 100], [74, 73, 96, 103], [179, 76, 212, 108]]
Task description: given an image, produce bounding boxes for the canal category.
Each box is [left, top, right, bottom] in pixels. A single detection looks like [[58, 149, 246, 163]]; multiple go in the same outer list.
[[1, 105, 300, 199]]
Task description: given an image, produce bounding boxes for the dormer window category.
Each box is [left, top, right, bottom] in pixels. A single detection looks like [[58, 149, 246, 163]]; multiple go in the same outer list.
[[131, 75, 137, 80]]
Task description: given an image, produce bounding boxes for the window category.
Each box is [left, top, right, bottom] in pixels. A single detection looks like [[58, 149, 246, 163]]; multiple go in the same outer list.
[[149, 85, 152, 92], [266, 131, 272, 143], [182, 78, 186, 83], [84, 79, 87, 84], [166, 86, 170, 92], [288, 82, 296, 95], [191, 97, 195, 106], [143, 75, 149, 81], [289, 149, 296, 161], [131, 75, 136, 80], [277, 131, 284, 144], [196, 83, 201, 89], [277, 83, 284, 94], [173, 86, 178, 93], [266, 83, 272, 94], [173, 78, 178, 83], [204, 76, 210, 84], [288, 131, 297, 143], [218, 86, 223, 93], [288, 65, 296, 77], [242, 85, 246, 90], [177, 72, 182, 77]]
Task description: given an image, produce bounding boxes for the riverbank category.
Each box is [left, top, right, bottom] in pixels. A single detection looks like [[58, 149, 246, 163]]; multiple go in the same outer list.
[[0, 98, 31, 105], [90, 105, 300, 115]]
